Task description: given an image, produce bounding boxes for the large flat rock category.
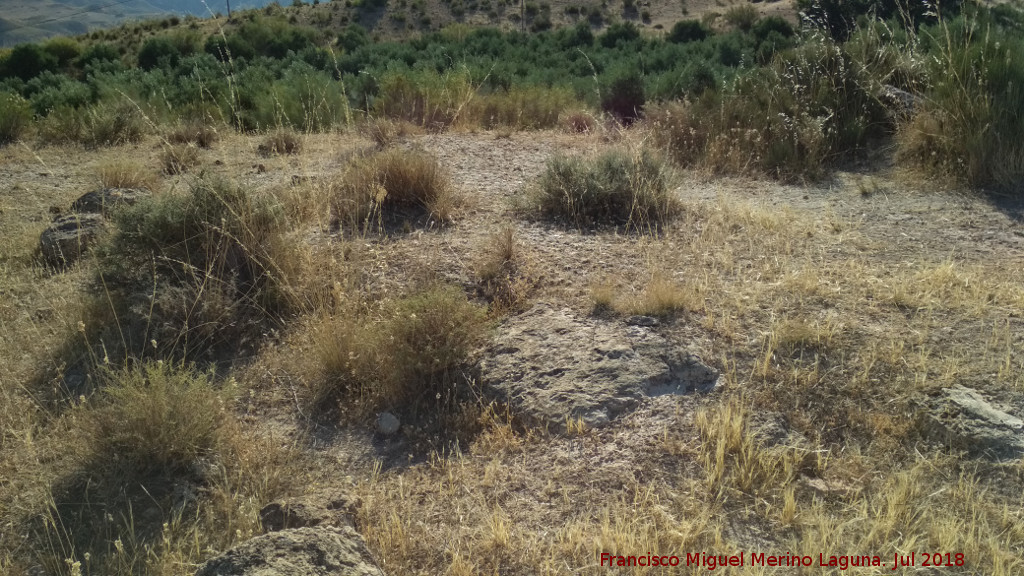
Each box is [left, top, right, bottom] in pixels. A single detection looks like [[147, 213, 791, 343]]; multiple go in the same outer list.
[[479, 303, 718, 432]]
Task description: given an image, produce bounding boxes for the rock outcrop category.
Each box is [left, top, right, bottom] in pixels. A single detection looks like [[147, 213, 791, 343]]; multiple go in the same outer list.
[[70, 187, 149, 216], [921, 385, 1024, 459], [39, 213, 105, 268], [40, 187, 150, 269], [479, 303, 718, 432], [194, 525, 384, 576]]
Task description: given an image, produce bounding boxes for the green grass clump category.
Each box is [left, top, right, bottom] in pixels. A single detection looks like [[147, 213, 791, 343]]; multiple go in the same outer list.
[[36, 101, 147, 148], [528, 147, 679, 230]]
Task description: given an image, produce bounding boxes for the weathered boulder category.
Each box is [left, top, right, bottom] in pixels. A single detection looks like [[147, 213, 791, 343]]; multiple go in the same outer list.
[[479, 303, 718, 432], [39, 213, 105, 268], [194, 526, 384, 576], [70, 187, 149, 216], [920, 385, 1024, 459]]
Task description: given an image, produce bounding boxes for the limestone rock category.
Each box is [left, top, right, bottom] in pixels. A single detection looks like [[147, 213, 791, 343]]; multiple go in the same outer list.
[[479, 303, 718, 432], [921, 385, 1024, 459], [194, 526, 384, 576], [39, 213, 105, 268], [70, 187, 149, 216]]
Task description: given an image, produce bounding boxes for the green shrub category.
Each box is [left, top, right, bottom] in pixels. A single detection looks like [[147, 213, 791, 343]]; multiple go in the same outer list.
[[649, 36, 888, 180], [528, 147, 679, 230], [1, 43, 58, 81], [0, 92, 32, 145], [208, 16, 320, 60], [797, 0, 964, 40], [337, 23, 370, 51], [43, 37, 82, 67], [138, 36, 182, 70], [667, 20, 711, 43], [75, 43, 121, 68], [599, 21, 640, 48], [601, 66, 645, 122]]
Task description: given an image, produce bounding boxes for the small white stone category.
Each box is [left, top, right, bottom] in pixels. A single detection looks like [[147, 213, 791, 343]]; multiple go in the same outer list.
[[376, 412, 400, 436]]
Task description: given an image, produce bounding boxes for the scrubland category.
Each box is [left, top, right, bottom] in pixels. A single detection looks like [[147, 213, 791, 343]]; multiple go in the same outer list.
[[1, 1, 1023, 574]]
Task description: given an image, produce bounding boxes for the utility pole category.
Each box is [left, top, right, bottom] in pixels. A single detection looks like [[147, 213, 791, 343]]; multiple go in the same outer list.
[[226, 0, 232, 20]]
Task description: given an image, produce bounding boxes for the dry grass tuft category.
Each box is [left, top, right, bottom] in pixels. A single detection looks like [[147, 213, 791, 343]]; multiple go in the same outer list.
[[475, 226, 538, 313], [560, 109, 598, 134], [310, 285, 488, 415], [331, 148, 457, 228], [258, 128, 303, 156], [527, 147, 679, 231], [167, 121, 219, 149], [621, 273, 703, 317], [160, 143, 200, 174], [361, 117, 420, 149], [84, 362, 229, 478], [96, 159, 156, 190]]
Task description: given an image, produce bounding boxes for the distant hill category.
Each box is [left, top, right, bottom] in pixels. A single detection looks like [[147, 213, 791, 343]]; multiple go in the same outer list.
[[0, 0, 278, 46]]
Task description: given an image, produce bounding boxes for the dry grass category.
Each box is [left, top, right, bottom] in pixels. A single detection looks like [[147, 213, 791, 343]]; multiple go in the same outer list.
[[166, 121, 219, 149], [474, 226, 538, 313], [3, 124, 1024, 576], [559, 109, 598, 134], [309, 285, 488, 416], [360, 117, 422, 149], [96, 159, 156, 190], [331, 148, 458, 229], [527, 147, 679, 231], [160, 143, 200, 174], [258, 128, 303, 156]]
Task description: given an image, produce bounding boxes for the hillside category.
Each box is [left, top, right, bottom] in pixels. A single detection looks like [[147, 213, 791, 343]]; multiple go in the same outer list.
[[0, 0, 276, 46], [1, 0, 798, 47]]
